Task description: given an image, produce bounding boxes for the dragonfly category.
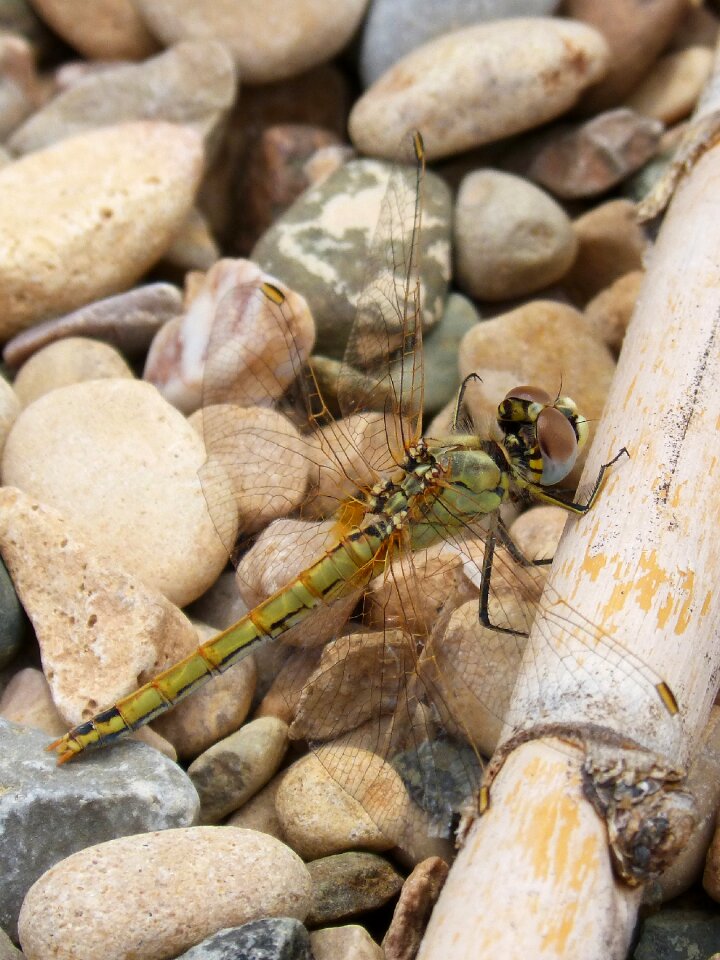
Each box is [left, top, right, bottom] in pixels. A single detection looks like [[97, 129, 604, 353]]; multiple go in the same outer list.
[[48, 133, 677, 843]]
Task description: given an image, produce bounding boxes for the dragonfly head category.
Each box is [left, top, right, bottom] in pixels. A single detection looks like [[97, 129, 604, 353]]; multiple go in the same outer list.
[[497, 385, 589, 487]]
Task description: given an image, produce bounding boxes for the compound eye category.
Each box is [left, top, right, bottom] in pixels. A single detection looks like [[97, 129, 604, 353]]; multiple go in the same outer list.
[[537, 407, 579, 485], [504, 385, 552, 405]]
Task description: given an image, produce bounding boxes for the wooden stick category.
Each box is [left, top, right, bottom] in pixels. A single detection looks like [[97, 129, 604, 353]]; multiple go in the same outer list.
[[419, 65, 720, 960]]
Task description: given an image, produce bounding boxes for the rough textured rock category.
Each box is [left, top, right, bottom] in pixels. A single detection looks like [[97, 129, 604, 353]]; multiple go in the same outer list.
[[0, 718, 199, 941], [176, 918, 313, 959], [312, 924, 384, 960], [382, 857, 449, 960], [12, 338, 133, 407], [0, 122, 203, 339], [306, 852, 403, 926]]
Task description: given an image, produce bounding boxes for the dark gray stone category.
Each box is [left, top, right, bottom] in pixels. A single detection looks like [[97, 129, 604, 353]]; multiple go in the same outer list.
[[306, 852, 403, 926], [0, 719, 199, 940], [422, 292, 480, 415], [177, 918, 312, 959], [0, 556, 25, 670], [633, 908, 720, 959]]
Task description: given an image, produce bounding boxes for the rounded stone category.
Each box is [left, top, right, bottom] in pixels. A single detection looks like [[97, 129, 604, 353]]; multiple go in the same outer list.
[[133, 0, 369, 84], [358, 0, 561, 87], [0, 32, 40, 140], [0, 376, 20, 460], [349, 18, 609, 161], [0, 122, 203, 339], [17, 827, 312, 960], [584, 269, 644, 354], [454, 169, 577, 300], [0, 552, 24, 669], [12, 338, 133, 407], [26, 0, 158, 59], [625, 46, 714, 125], [2, 379, 228, 606], [0, 666, 66, 736], [306, 852, 403, 926]]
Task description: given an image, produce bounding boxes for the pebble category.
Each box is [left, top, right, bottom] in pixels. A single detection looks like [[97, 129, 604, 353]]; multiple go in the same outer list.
[[584, 269, 644, 354], [0, 927, 22, 960], [144, 258, 315, 414], [382, 857, 448, 960], [2, 380, 228, 607], [150, 621, 257, 761], [252, 156, 451, 358], [633, 908, 720, 960], [0, 718, 199, 941], [8, 41, 237, 156], [2, 283, 183, 370], [348, 18, 609, 161], [625, 46, 714, 125], [419, 292, 479, 415], [306, 852, 403, 926], [524, 108, 663, 200], [564, 198, 647, 305], [508, 505, 568, 565], [0, 552, 24, 669], [26, 0, 158, 59], [0, 32, 40, 139], [358, 0, 561, 87], [567, 0, 688, 114], [0, 375, 20, 462], [186, 568, 249, 631], [255, 646, 322, 726], [0, 487, 201, 725], [177, 918, 313, 960], [18, 827, 312, 960], [226, 774, 287, 842], [162, 207, 219, 274], [12, 337, 134, 407], [188, 716, 289, 824], [454, 169, 577, 300], [312, 924, 384, 960], [133, 0, 369, 84], [0, 666, 66, 736], [0, 122, 203, 339], [670, 4, 720, 51], [275, 748, 410, 859]]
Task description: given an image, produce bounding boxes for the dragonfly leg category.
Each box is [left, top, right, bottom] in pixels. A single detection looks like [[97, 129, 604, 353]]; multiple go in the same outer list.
[[522, 447, 630, 514], [451, 373, 483, 431], [478, 530, 529, 638], [493, 518, 552, 568]]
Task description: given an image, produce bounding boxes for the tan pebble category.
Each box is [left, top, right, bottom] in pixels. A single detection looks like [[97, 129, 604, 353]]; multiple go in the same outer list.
[[144, 258, 315, 415], [189, 716, 289, 824], [236, 519, 360, 649], [0, 33, 41, 139], [349, 19, 609, 161], [0, 377, 20, 461], [226, 774, 286, 841], [0, 487, 199, 725], [312, 924, 384, 960], [458, 300, 615, 481], [276, 748, 410, 858], [256, 645, 322, 725], [509, 505, 568, 564], [9, 41, 236, 156], [625, 46, 713, 125], [669, 4, 720, 51], [27, 0, 158, 59], [186, 568, 248, 630], [2, 379, 228, 606], [584, 269, 644, 353], [382, 857, 449, 960], [18, 827, 312, 960], [0, 122, 203, 339], [566, 0, 688, 114], [306, 851, 403, 926], [130, 725, 177, 762], [565, 199, 647, 305], [0, 666, 66, 736], [12, 338, 133, 407], [134, 0, 368, 84], [162, 207, 219, 273], [151, 621, 257, 761], [454, 169, 577, 300]]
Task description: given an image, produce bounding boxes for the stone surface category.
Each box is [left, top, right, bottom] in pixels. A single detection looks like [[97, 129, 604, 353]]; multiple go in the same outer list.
[[188, 716, 289, 824], [0, 927, 22, 959], [564, 199, 647, 305], [0, 487, 200, 726], [0, 552, 24, 669], [9, 41, 236, 156], [2, 380, 228, 607], [417, 292, 479, 415], [162, 207, 220, 273], [18, 827, 312, 960], [134, 0, 369, 84], [312, 925, 384, 960], [633, 909, 720, 960], [26, 0, 158, 59], [382, 857, 448, 960], [584, 269, 644, 353], [0, 718, 199, 941], [306, 852, 403, 926], [454, 169, 577, 300], [0, 376, 20, 465], [349, 18, 609, 161], [0, 122, 203, 340], [0, 32, 39, 139], [0, 666, 66, 735], [358, 0, 561, 87], [12, 338, 133, 407], [253, 156, 451, 358], [625, 46, 714, 125], [525, 108, 663, 199], [177, 918, 313, 960], [567, 0, 688, 114], [226, 774, 286, 842]]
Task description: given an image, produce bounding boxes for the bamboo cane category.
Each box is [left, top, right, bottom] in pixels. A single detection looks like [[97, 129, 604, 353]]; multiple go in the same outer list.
[[419, 58, 720, 960]]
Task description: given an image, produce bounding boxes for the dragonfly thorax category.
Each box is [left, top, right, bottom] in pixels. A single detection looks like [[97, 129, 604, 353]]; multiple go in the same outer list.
[[497, 385, 589, 488]]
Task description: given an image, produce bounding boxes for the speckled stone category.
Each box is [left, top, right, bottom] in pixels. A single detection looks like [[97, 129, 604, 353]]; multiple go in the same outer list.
[[253, 157, 451, 358], [8, 41, 236, 156], [26, 0, 158, 59], [633, 909, 720, 960], [382, 857, 448, 960], [12, 338, 133, 407], [18, 827, 312, 960], [306, 852, 403, 926], [312, 925, 384, 960], [349, 18, 609, 161], [0, 718, 199, 941], [176, 918, 313, 960]]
